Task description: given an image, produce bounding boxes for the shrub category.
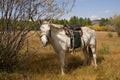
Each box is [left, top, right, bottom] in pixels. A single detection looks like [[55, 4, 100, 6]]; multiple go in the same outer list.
[[110, 15, 120, 37], [107, 32, 113, 38], [98, 44, 110, 54]]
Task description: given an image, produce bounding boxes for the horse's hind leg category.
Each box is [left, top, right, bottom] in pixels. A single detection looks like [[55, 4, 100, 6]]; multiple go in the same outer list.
[[88, 46, 93, 65], [89, 45, 97, 68], [83, 47, 89, 66]]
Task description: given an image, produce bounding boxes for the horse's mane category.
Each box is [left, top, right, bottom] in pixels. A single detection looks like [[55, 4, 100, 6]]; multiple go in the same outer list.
[[49, 24, 64, 32], [50, 24, 64, 28]]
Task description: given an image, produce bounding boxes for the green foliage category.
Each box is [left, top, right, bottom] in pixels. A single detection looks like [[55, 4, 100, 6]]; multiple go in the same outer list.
[[78, 17, 85, 26], [52, 19, 68, 25], [99, 18, 110, 26], [86, 18, 92, 26], [69, 16, 92, 26], [98, 43, 110, 54], [69, 16, 79, 25], [0, 19, 39, 30], [51, 16, 92, 27]]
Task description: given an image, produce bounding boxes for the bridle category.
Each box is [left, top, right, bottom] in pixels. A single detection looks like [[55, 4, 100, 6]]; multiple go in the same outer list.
[[40, 24, 51, 41]]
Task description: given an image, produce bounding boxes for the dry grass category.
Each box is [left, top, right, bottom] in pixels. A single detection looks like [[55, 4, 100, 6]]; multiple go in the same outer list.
[[0, 31, 120, 80]]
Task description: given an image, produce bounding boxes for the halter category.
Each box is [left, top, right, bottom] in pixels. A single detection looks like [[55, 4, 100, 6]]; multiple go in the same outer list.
[[40, 22, 50, 37]]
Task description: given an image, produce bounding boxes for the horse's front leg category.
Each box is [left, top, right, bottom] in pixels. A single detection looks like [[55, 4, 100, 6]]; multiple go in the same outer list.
[[59, 51, 65, 75]]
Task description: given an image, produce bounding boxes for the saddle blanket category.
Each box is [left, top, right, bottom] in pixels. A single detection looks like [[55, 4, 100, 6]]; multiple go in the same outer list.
[[70, 31, 82, 49]]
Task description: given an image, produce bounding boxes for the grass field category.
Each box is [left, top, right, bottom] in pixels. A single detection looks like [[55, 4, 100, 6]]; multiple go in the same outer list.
[[0, 31, 120, 80]]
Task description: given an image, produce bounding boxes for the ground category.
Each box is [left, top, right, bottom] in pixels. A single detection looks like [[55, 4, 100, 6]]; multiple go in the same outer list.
[[0, 31, 120, 80]]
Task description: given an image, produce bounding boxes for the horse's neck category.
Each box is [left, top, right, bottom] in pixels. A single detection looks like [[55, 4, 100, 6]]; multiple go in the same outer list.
[[48, 26, 58, 42], [50, 25, 63, 33], [49, 26, 62, 40], [48, 26, 67, 51], [47, 27, 61, 53]]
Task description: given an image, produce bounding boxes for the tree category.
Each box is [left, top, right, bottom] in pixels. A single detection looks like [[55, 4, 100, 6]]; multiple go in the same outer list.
[[0, 0, 75, 71], [69, 16, 79, 25], [78, 17, 85, 26], [99, 18, 109, 26], [86, 18, 92, 26], [63, 19, 69, 24], [110, 15, 120, 36]]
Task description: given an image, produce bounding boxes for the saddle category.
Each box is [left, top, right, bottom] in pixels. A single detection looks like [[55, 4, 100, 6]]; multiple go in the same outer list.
[[63, 24, 83, 49], [63, 24, 83, 37]]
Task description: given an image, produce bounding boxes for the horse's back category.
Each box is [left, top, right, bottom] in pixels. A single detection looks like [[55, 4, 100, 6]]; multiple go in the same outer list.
[[81, 27, 95, 33], [81, 27, 96, 46], [81, 27, 96, 37]]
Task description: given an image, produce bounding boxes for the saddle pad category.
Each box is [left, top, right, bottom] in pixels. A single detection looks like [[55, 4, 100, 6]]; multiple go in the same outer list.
[[71, 31, 81, 49]]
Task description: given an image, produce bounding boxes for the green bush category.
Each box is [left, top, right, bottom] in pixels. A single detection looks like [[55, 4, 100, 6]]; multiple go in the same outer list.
[[107, 32, 113, 38], [98, 44, 110, 54]]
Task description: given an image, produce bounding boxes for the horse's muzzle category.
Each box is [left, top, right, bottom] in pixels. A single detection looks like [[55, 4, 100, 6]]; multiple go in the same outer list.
[[42, 41, 47, 46], [41, 35, 48, 47]]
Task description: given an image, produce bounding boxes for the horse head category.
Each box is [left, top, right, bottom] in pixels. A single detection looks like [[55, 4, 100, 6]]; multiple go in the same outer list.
[[40, 21, 50, 46]]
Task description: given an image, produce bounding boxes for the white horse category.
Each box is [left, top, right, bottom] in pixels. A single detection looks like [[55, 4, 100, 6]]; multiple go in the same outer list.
[[40, 21, 97, 75]]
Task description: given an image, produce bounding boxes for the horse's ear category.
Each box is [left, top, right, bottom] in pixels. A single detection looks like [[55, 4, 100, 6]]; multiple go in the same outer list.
[[38, 20, 42, 25], [48, 19, 53, 24]]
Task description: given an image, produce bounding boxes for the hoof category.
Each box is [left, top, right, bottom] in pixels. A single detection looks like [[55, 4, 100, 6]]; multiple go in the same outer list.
[[61, 72, 65, 75], [94, 65, 97, 69]]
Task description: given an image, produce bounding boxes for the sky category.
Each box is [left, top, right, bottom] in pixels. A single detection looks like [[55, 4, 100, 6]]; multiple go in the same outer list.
[[61, 0, 120, 20]]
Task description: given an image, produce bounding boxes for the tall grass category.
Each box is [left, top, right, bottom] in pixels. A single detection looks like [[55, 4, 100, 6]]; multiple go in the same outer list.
[[0, 31, 120, 80], [97, 43, 110, 54]]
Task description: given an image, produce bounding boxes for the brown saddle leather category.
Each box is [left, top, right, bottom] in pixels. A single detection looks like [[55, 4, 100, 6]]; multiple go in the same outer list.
[[63, 24, 83, 37]]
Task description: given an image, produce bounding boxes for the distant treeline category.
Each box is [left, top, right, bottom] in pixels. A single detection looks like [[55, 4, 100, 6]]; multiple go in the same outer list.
[[0, 18, 39, 30], [0, 16, 110, 30], [51, 16, 110, 26]]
